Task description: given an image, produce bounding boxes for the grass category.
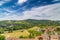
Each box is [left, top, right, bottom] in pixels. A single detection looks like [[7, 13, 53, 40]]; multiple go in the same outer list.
[[2, 30, 29, 38], [28, 26, 40, 30], [1, 26, 40, 38]]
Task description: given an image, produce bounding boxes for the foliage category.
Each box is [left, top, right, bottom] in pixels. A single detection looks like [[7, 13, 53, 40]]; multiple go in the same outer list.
[[19, 36, 28, 38], [28, 33, 35, 38], [0, 35, 5, 40], [55, 27, 60, 34], [0, 19, 60, 35], [28, 30, 42, 38]]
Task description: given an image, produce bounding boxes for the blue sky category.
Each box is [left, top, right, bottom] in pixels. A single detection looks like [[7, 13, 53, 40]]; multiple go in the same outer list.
[[0, 0, 60, 20]]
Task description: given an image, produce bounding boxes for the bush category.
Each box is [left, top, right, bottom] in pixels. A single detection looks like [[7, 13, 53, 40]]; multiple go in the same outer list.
[[28, 33, 35, 38], [19, 36, 28, 38], [0, 35, 5, 40], [19, 36, 23, 38]]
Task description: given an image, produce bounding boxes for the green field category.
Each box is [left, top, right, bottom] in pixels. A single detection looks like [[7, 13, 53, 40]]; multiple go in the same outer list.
[[2, 30, 29, 37], [1, 27, 39, 38]]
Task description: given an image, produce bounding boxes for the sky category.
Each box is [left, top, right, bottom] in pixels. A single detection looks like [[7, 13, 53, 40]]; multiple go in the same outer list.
[[0, 0, 60, 20]]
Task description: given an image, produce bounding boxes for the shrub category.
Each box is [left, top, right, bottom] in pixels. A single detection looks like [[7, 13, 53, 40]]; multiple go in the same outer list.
[[0, 35, 5, 40]]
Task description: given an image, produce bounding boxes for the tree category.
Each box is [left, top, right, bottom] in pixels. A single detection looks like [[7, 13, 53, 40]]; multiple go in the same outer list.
[[0, 27, 4, 34], [29, 33, 34, 38], [0, 35, 5, 40], [28, 30, 42, 38], [19, 36, 28, 38], [7, 27, 13, 33]]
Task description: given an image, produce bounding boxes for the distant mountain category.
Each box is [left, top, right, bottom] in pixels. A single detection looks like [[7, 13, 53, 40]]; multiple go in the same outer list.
[[0, 19, 60, 26], [25, 19, 60, 26]]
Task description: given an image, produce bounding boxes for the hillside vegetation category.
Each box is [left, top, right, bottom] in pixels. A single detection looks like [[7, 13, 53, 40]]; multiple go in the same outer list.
[[0, 19, 60, 33], [0, 19, 60, 38]]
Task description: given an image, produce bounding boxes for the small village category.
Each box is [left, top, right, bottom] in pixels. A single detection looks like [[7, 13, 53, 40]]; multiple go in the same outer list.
[[5, 27, 60, 40], [6, 33, 60, 40]]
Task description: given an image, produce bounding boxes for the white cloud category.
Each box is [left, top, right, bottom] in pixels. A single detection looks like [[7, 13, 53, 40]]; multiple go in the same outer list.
[[4, 0, 10, 2], [0, 1, 5, 6], [4, 8, 14, 13], [0, 3, 60, 20], [54, 0, 59, 1], [21, 3, 60, 20], [17, 0, 27, 4], [52, 0, 60, 2], [0, 14, 22, 20], [0, 0, 10, 6]]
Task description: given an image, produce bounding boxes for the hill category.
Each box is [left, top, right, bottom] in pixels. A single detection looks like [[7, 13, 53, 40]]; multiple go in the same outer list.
[[0, 19, 60, 32], [0, 19, 60, 28], [0, 19, 60, 37]]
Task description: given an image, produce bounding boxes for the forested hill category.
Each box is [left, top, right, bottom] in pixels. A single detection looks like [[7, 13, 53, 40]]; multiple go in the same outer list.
[[0, 19, 60, 33], [0, 19, 60, 27], [24, 19, 60, 26]]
